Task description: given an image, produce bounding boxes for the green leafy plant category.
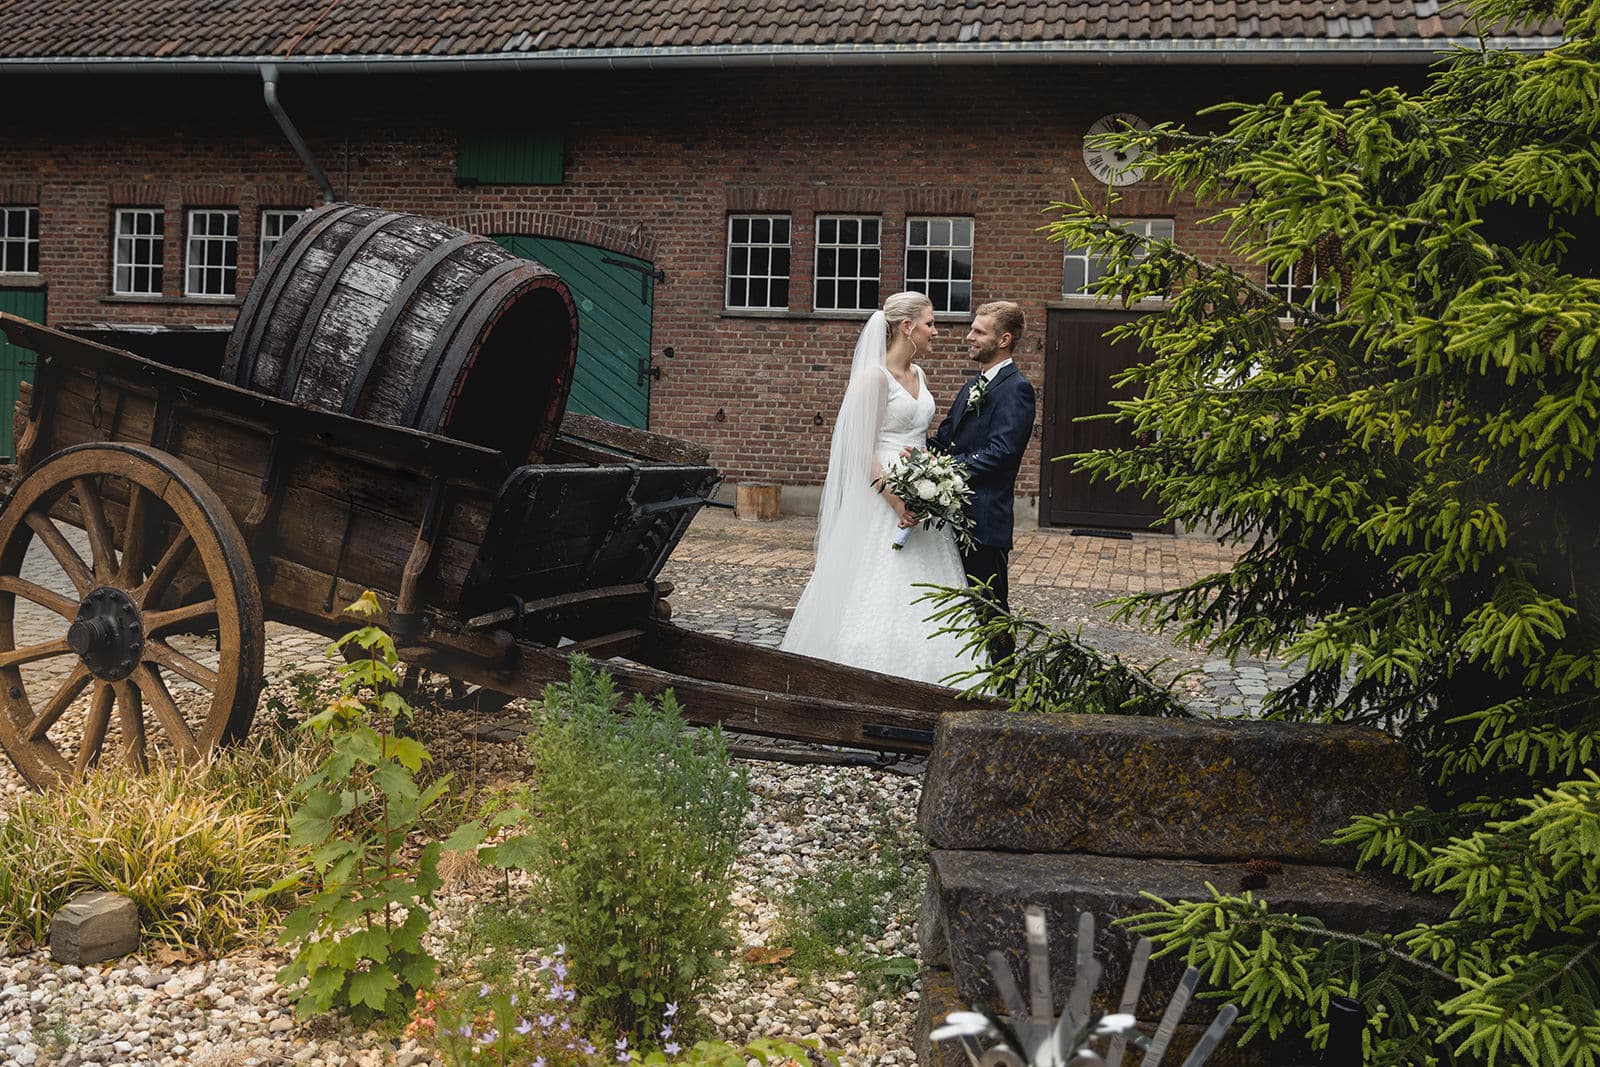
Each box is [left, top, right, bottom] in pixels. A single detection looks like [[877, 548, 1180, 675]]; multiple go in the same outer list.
[[919, 583, 1193, 716], [1040, 0, 1600, 1059], [271, 591, 450, 1022], [773, 800, 923, 998], [0, 751, 305, 955], [484, 657, 750, 1047]]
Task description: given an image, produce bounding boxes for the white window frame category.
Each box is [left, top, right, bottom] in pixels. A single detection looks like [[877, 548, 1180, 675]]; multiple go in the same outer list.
[[259, 208, 307, 266], [813, 215, 881, 313], [184, 208, 239, 297], [0, 207, 40, 275], [112, 208, 165, 296], [1061, 218, 1174, 295], [725, 214, 791, 311], [905, 216, 973, 315], [1266, 254, 1338, 316]]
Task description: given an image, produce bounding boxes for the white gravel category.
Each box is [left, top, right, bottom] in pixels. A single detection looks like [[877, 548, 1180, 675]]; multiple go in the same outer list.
[[0, 672, 927, 1066]]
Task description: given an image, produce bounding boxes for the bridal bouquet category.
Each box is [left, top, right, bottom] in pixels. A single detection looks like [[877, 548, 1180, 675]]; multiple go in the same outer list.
[[876, 448, 977, 551]]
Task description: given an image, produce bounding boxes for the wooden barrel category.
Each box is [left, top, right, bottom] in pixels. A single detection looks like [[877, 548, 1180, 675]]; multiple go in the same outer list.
[[223, 203, 578, 462]]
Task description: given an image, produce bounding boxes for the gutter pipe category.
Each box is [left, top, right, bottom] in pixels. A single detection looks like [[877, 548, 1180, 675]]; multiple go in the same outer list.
[[258, 62, 335, 204], [0, 36, 1566, 75]]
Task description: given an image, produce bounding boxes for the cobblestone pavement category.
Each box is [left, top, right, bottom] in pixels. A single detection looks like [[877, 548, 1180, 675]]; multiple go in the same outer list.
[[663, 509, 1299, 719]]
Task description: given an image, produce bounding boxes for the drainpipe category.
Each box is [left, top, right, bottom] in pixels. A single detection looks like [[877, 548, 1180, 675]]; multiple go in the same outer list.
[[259, 63, 336, 204]]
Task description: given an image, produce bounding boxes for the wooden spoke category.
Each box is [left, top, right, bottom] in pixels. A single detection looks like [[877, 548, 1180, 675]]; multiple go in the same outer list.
[[143, 599, 218, 636], [131, 664, 198, 758], [0, 636, 73, 671], [145, 639, 219, 691], [133, 531, 195, 608], [24, 512, 93, 594], [72, 477, 117, 583], [73, 682, 115, 778], [23, 665, 92, 742], [116, 483, 153, 586], [0, 575, 79, 620], [114, 680, 147, 772]]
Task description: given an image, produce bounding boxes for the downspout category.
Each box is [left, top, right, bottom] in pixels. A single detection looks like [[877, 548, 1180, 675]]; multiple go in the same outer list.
[[259, 63, 336, 203]]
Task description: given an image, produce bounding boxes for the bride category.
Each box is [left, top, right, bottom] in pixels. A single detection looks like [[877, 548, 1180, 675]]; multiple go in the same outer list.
[[780, 291, 981, 686]]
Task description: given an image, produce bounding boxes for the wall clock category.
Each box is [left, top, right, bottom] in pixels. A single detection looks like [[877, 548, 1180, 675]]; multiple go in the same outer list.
[[1083, 113, 1151, 186]]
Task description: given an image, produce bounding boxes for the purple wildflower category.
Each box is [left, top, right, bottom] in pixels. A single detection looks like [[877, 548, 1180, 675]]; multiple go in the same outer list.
[[479, 983, 491, 998], [515, 1018, 534, 1036], [664, 1001, 679, 1018], [539, 1013, 556, 1029], [661, 1024, 674, 1040], [664, 1041, 682, 1056], [552, 961, 568, 981]]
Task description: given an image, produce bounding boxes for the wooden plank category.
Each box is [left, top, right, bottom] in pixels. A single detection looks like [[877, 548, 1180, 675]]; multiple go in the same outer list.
[[464, 582, 655, 630], [401, 638, 942, 754], [632, 621, 998, 713], [559, 411, 710, 466]]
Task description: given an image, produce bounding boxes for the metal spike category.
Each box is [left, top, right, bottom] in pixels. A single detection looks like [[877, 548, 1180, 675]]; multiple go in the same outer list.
[[1026, 905, 1055, 1037], [1104, 937, 1153, 1067], [1139, 967, 1200, 1067], [1177, 1003, 1239, 1067], [987, 948, 1033, 1035]]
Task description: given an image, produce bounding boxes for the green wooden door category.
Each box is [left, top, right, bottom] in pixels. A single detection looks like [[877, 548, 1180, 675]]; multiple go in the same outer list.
[[0, 289, 44, 461], [495, 236, 654, 429]]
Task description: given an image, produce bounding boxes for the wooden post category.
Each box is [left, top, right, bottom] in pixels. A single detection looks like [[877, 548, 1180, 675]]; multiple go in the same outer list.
[[735, 481, 781, 521]]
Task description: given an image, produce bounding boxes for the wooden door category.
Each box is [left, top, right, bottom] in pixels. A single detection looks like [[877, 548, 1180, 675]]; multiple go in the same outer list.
[[1041, 308, 1169, 530], [0, 288, 44, 461], [496, 236, 654, 429]]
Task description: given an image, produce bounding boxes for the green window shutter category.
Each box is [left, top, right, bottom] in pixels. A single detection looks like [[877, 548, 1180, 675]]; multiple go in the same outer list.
[[457, 132, 564, 185]]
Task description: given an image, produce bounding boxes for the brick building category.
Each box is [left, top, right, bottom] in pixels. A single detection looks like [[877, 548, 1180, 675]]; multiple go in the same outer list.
[[0, 2, 1554, 529]]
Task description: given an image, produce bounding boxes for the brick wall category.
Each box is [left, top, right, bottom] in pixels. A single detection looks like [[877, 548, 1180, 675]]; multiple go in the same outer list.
[[0, 63, 1412, 520]]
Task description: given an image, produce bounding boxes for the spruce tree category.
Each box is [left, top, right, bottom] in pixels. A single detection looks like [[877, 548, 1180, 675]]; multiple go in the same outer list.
[[1042, 0, 1600, 1060]]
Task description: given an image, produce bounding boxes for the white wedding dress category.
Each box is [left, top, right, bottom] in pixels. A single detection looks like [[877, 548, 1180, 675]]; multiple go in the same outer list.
[[781, 362, 982, 686]]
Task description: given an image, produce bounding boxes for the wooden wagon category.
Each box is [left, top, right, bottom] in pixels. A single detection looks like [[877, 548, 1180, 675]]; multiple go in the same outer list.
[[0, 206, 973, 790]]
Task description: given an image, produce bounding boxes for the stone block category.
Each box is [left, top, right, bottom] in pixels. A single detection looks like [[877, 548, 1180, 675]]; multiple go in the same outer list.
[[928, 850, 1443, 1023], [916, 963, 1295, 1066], [918, 711, 1423, 863], [49, 891, 140, 965]]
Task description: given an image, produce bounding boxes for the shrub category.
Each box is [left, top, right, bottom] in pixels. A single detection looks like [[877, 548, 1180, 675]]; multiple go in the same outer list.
[[498, 657, 750, 1047], [0, 745, 307, 955]]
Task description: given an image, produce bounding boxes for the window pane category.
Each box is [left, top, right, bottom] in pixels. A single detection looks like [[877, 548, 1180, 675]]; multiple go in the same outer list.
[[751, 247, 769, 275], [906, 250, 927, 280], [863, 219, 880, 243], [1064, 258, 1086, 293], [752, 218, 770, 243], [909, 219, 927, 246], [770, 277, 789, 307], [952, 250, 972, 281], [731, 247, 748, 274], [774, 218, 789, 243], [950, 282, 971, 313], [862, 249, 880, 277], [953, 219, 972, 246], [839, 248, 858, 276], [929, 282, 949, 311], [816, 280, 836, 309], [817, 248, 836, 276], [771, 247, 789, 277], [860, 278, 879, 308], [818, 217, 836, 244], [728, 277, 748, 307], [931, 219, 950, 246], [839, 218, 858, 244], [929, 250, 949, 279], [732, 217, 749, 243]]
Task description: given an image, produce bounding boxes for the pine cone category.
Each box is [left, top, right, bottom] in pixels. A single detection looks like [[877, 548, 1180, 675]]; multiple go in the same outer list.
[[1540, 318, 1560, 356]]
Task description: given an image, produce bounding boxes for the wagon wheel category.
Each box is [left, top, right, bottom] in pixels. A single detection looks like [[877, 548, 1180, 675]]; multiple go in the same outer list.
[[0, 443, 265, 790]]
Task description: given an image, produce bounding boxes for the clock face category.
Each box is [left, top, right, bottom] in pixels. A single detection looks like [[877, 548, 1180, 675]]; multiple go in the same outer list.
[[1083, 113, 1151, 187]]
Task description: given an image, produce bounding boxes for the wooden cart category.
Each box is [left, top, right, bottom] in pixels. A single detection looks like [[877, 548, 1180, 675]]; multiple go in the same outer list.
[[0, 313, 975, 790]]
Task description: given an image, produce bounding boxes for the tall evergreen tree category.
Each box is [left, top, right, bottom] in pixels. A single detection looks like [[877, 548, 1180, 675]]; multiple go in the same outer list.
[[1044, 0, 1600, 1060]]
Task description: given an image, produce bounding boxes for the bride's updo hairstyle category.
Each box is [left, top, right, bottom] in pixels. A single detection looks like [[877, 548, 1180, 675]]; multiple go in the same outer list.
[[882, 290, 933, 346]]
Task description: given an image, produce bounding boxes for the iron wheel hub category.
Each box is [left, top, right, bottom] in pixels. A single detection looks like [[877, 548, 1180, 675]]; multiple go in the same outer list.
[[68, 586, 144, 681]]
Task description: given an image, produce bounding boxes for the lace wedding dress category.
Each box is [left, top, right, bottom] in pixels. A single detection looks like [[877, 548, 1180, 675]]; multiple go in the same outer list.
[[781, 360, 981, 686]]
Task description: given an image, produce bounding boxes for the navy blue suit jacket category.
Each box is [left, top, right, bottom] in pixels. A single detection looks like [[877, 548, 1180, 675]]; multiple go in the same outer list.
[[928, 361, 1036, 551]]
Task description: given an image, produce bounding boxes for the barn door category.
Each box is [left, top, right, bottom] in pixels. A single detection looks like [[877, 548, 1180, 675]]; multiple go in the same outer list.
[[1041, 307, 1170, 530], [0, 289, 44, 461], [496, 236, 654, 429]]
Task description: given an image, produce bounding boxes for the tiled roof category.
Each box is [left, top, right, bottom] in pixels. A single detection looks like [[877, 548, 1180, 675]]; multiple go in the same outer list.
[[0, 1, 1553, 61]]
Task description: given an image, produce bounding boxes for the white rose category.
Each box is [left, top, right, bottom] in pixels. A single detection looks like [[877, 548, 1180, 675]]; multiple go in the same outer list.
[[915, 479, 939, 501]]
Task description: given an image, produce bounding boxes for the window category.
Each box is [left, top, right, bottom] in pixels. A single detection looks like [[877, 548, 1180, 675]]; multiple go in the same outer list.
[[725, 214, 791, 311], [905, 217, 973, 314], [1266, 251, 1337, 315], [113, 208, 165, 296], [1061, 217, 1174, 295], [185, 209, 239, 297], [814, 216, 881, 312], [0, 207, 39, 274], [259, 208, 307, 265], [457, 131, 564, 185]]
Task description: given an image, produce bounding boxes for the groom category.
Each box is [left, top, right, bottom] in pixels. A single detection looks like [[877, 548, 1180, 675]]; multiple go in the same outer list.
[[927, 301, 1036, 654]]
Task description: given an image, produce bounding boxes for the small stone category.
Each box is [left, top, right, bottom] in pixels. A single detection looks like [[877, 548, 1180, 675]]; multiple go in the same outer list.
[[49, 892, 140, 965]]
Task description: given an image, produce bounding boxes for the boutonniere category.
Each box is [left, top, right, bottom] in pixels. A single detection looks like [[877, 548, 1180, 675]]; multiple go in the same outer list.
[[967, 374, 989, 414]]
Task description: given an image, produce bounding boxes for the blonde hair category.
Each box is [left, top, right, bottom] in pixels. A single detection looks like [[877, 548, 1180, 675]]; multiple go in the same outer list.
[[882, 291, 933, 345], [975, 301, 1024, 352]]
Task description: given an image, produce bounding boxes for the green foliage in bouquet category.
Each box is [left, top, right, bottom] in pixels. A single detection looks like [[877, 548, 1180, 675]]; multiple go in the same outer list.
[[1041, 0, 1600, 1059]]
